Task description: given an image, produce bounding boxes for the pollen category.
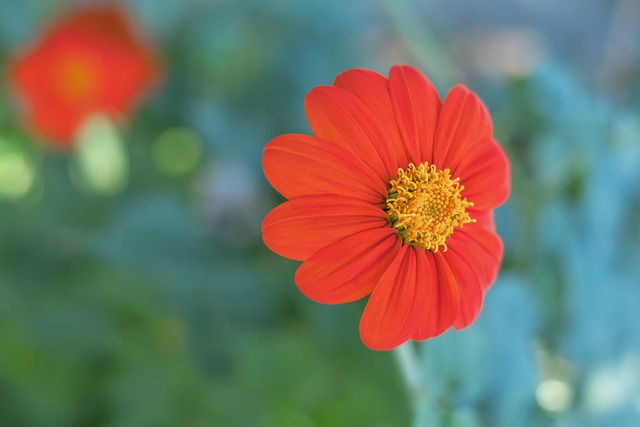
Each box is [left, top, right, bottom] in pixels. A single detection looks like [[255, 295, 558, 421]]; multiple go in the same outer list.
[[385, 162, 474, 252]]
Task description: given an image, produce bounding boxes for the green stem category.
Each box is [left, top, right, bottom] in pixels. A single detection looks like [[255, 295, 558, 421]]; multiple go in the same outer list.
[[393, 341, 425, 410]]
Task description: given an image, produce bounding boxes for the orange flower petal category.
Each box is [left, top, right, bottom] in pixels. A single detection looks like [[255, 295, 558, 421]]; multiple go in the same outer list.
[[413, 251, 461, 340], [433, 85, 492, 171], [305, 86, 398, 181], [468, 208, 496, 232], [388, 65, 441, 166], [262, 133, 388, 202], [443, 248, 485, 330], [446, 223, 503, 329], [262, 195, 389, 261], [295, 228, 401, 304], [359, 245, 429, 350], [449, 223, 503, 291], [62, 5, 132, 35], [456, 138, 510, 210], [333, 68, 408, 167], [29, 107, 84, 146]]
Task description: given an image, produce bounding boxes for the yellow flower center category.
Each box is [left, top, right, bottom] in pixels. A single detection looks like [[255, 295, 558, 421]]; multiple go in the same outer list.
[[53, 55, 99, 103], [385, 163, 474, 252]]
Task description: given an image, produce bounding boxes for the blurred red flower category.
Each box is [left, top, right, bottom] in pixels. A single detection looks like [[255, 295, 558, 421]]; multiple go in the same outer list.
[[10, 4, 160, 148], [262, 66, 510, 350]]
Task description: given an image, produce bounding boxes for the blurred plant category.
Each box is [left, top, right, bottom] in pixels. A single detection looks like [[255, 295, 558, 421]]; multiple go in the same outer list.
[[0, 133, 37, 201], [195, 158, 267, 248], [68, 114, 128, 195], [9, 3, 161, 148]]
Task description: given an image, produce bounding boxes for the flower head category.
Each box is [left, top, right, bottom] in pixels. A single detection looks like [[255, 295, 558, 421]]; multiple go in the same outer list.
[[262, 65, 510, 350], [10, 4, 161, 148]]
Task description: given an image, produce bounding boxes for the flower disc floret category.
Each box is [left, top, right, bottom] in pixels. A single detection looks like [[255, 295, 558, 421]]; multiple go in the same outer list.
[[385, 163, 474, 252]]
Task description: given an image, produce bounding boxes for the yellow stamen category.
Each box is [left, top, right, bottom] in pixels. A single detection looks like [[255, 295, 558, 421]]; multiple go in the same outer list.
[[385, 162, 474, 252]]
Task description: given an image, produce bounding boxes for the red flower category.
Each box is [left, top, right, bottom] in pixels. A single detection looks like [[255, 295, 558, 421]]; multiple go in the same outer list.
[[10, 5, 160, 148], [262, 66, 510, 350]]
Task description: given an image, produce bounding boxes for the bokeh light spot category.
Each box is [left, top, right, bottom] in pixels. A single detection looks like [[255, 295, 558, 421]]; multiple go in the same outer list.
[[0, 150, 35, 200], [583, 358, 639, 413], [536, 379, 573, 412], [70, 114, 128, 195], [152, 127, 203, 177]]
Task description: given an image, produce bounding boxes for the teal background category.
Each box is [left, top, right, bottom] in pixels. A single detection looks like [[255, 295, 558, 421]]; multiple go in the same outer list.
[[1, 0, 639, 426]]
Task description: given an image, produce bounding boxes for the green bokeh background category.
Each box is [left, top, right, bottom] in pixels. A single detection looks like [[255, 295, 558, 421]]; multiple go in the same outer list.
[[1, 1, 640, 426]]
